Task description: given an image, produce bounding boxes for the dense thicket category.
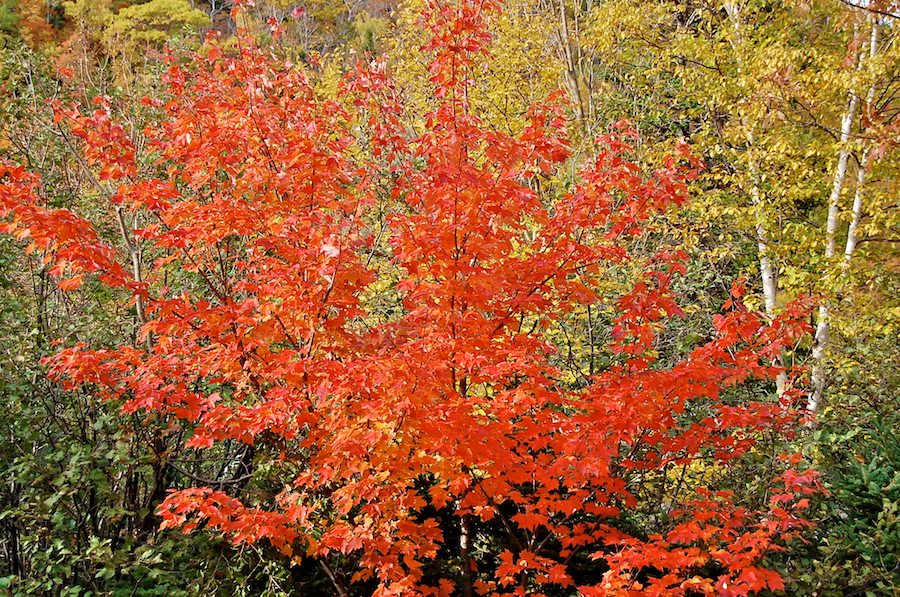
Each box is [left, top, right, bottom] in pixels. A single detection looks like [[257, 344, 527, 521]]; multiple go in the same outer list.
[[1, 0, 899, 595]]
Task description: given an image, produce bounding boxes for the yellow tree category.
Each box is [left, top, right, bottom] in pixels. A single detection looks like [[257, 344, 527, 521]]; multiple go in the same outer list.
[[576, 0, 900, 414], [384, 0, 562, 136]]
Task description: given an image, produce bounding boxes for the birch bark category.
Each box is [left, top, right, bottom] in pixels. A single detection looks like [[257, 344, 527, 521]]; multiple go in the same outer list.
[[724, 0, 787, 396], [553, 0, 587, 125], [808, 16, 878, 416]]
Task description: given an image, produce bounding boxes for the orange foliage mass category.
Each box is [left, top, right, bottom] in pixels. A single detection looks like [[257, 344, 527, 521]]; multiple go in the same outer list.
[[0, 0, 818, 594]]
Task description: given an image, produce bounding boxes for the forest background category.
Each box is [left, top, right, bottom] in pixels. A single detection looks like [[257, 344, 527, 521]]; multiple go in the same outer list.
[[0, 0, 899, 595]]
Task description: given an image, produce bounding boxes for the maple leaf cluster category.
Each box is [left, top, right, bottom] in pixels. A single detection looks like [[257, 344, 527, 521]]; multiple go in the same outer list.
[[0, 0, 818, 595]]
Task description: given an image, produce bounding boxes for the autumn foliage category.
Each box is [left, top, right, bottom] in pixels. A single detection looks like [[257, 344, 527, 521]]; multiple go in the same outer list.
[[0, 0, 819, 595]]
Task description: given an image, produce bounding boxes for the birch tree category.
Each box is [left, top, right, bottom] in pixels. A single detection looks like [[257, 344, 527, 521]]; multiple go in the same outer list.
[[808, 14, 881, 416], [577, 0, 900, 416]]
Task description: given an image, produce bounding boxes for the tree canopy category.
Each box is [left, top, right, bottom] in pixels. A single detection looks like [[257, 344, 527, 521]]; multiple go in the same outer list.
[[1, 0, 899, 595]]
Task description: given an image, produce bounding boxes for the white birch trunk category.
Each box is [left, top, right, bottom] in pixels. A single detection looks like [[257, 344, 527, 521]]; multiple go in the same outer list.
[[844, 148, 871, 265], [808, 17, 877, 416], [725, 0, 787, 396], [747, 153, 787, 395], [555, 0, 586, 125]]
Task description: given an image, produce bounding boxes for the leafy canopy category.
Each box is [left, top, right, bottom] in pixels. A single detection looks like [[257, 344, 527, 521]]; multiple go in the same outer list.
[[0, 0, 818, 595]]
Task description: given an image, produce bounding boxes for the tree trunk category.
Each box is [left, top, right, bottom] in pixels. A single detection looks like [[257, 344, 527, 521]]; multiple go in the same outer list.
[[554, 0, 586, 125], [319, 557, 350, 597], [808, 16, 877, 416], [724, 0, 787, 397], [844, 148, 871, 265], [460, 513, 475, 597]]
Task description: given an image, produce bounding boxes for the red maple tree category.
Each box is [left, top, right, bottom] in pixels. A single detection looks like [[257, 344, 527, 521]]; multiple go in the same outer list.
[[0, 1, 817, 594]]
